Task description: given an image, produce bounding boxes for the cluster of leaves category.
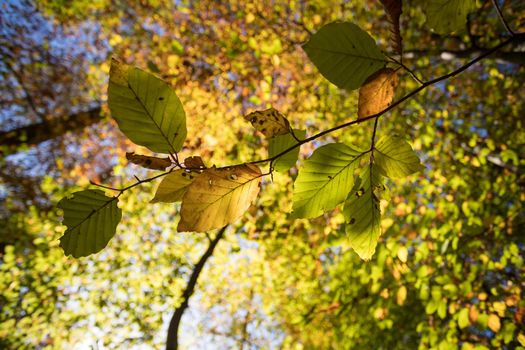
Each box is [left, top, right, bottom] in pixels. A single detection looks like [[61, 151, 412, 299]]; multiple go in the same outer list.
[[56, 0, 494, 261], [57, 21, 424, 260]]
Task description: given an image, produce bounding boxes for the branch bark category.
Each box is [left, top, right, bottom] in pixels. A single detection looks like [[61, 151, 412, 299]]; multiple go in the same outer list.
[[0, 106, 101, 156], [165, 226, 227, 350]]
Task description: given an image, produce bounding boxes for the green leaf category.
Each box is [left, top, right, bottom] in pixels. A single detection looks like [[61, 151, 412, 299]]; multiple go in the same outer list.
[[150, 170, 197, 203], [343, 164, 384, 260], [292, 143, 364, 219], [458, 308, 470, 329], [375, 135, 424, 178], [58, 190, 122, 258], [423, 0, 477, 34], [108, 58, 187, 153], [268, 129, 306, 172], [302, 22, 388, 90]]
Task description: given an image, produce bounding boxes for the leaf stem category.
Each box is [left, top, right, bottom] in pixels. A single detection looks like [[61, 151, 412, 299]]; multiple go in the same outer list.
[[247, 35, 518, 168], [387, 54, 424, 85]]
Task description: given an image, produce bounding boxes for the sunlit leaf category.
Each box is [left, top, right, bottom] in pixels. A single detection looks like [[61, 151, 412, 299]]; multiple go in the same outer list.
[[302, 22, 388, 90], [178, 164, 262, 232], [268, 129, 306, 172], [358, 68, 399, 119], [423, 0, 477, 34], [375, 135, 424, 178], [292, 143, 365, 219], [108, 58, 187, 153], [488, 314, 501, 332], [150, 170, 197, 203], [458, 308, 470, 329], [244, 108, 291, 138], [126, 152, 172, 171], [58, 190, 121, 258], [343, 164, 384, 260]]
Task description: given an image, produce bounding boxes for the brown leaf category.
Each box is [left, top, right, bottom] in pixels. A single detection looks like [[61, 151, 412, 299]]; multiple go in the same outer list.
[[358, 68, 399, 119], [126, 152, 172, 170], [380, 0, 403, 55], [184, 156, 206, 170], [178, 164, 262, 232], [244, 108, 291, 138]]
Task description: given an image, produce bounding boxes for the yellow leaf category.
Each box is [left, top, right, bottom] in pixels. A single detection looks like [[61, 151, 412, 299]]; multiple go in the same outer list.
[[358, 68, 399, 119], [178, 164, 262, 232], [518, 333, 525, 346], [126, 152, 172, 170], [244, 108, 291, 138], [397, 285, 407, 305], [397, 246, 408, 263], [487, 314, 501, 332], [150, 170, 197, 203]]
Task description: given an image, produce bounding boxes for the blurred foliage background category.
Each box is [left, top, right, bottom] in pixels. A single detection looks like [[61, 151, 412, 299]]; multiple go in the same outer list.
[[1, 0, 524, 349]]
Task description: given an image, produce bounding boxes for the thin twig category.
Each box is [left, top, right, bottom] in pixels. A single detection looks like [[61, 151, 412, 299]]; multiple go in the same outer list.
[[387, 54, 425, 85], [491, 0, 515, 36], [245, 35, 518, 168]]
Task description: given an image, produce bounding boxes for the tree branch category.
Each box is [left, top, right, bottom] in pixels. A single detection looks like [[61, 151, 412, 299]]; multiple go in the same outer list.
[[491, 0, 515, 36], [0, 106, 101, 156], [247, 34, 522, 168], [165, 226, 227, 350]]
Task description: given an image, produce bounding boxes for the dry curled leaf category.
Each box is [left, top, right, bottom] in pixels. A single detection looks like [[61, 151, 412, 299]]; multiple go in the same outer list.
[[380, 0, 403, 55], [126, 152, 172, 170], [358, 68, 399, 119], [178, 164, 262, 232], [184, 156, 206, 170], [244, 108, 291, 138]]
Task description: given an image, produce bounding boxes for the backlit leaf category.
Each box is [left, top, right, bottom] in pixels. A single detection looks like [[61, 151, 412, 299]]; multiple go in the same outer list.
[[292, 143, 365, 219], [358, 68, 399, 119], [150, 170, 197, 203], [108, 58, 187, 153], [375, 135, 424, 178], [58, 190, 122, 258], [244, 108, 291, 138], [268, 129, 306, 172], [178, 164, 262, 232], [423, 0, 477, 34], [343, 164, 384, 260], [302, 22, 388, 90], [488, 314, 501, 332], [458, 308, 470, 329], [126, 152, 172, 170]]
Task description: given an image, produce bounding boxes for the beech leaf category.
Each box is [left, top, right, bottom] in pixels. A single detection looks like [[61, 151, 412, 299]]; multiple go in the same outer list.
[[108, 58, 187, 153], [126, 152, 172, 171], [302, 22, 388, 90], [244, 108, 291, 138], [178, 164, 262, 232], [184, 156, 206, 170], [358, 68, 399, 119], [375, 135, 424, 178], [268, 129, 306, 172], [150, 169, 198, 203], [58, 190, 122, 258], [292, 143, 365, 219], [423, 0, 477, 34], [343, 165, 385, 260]]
